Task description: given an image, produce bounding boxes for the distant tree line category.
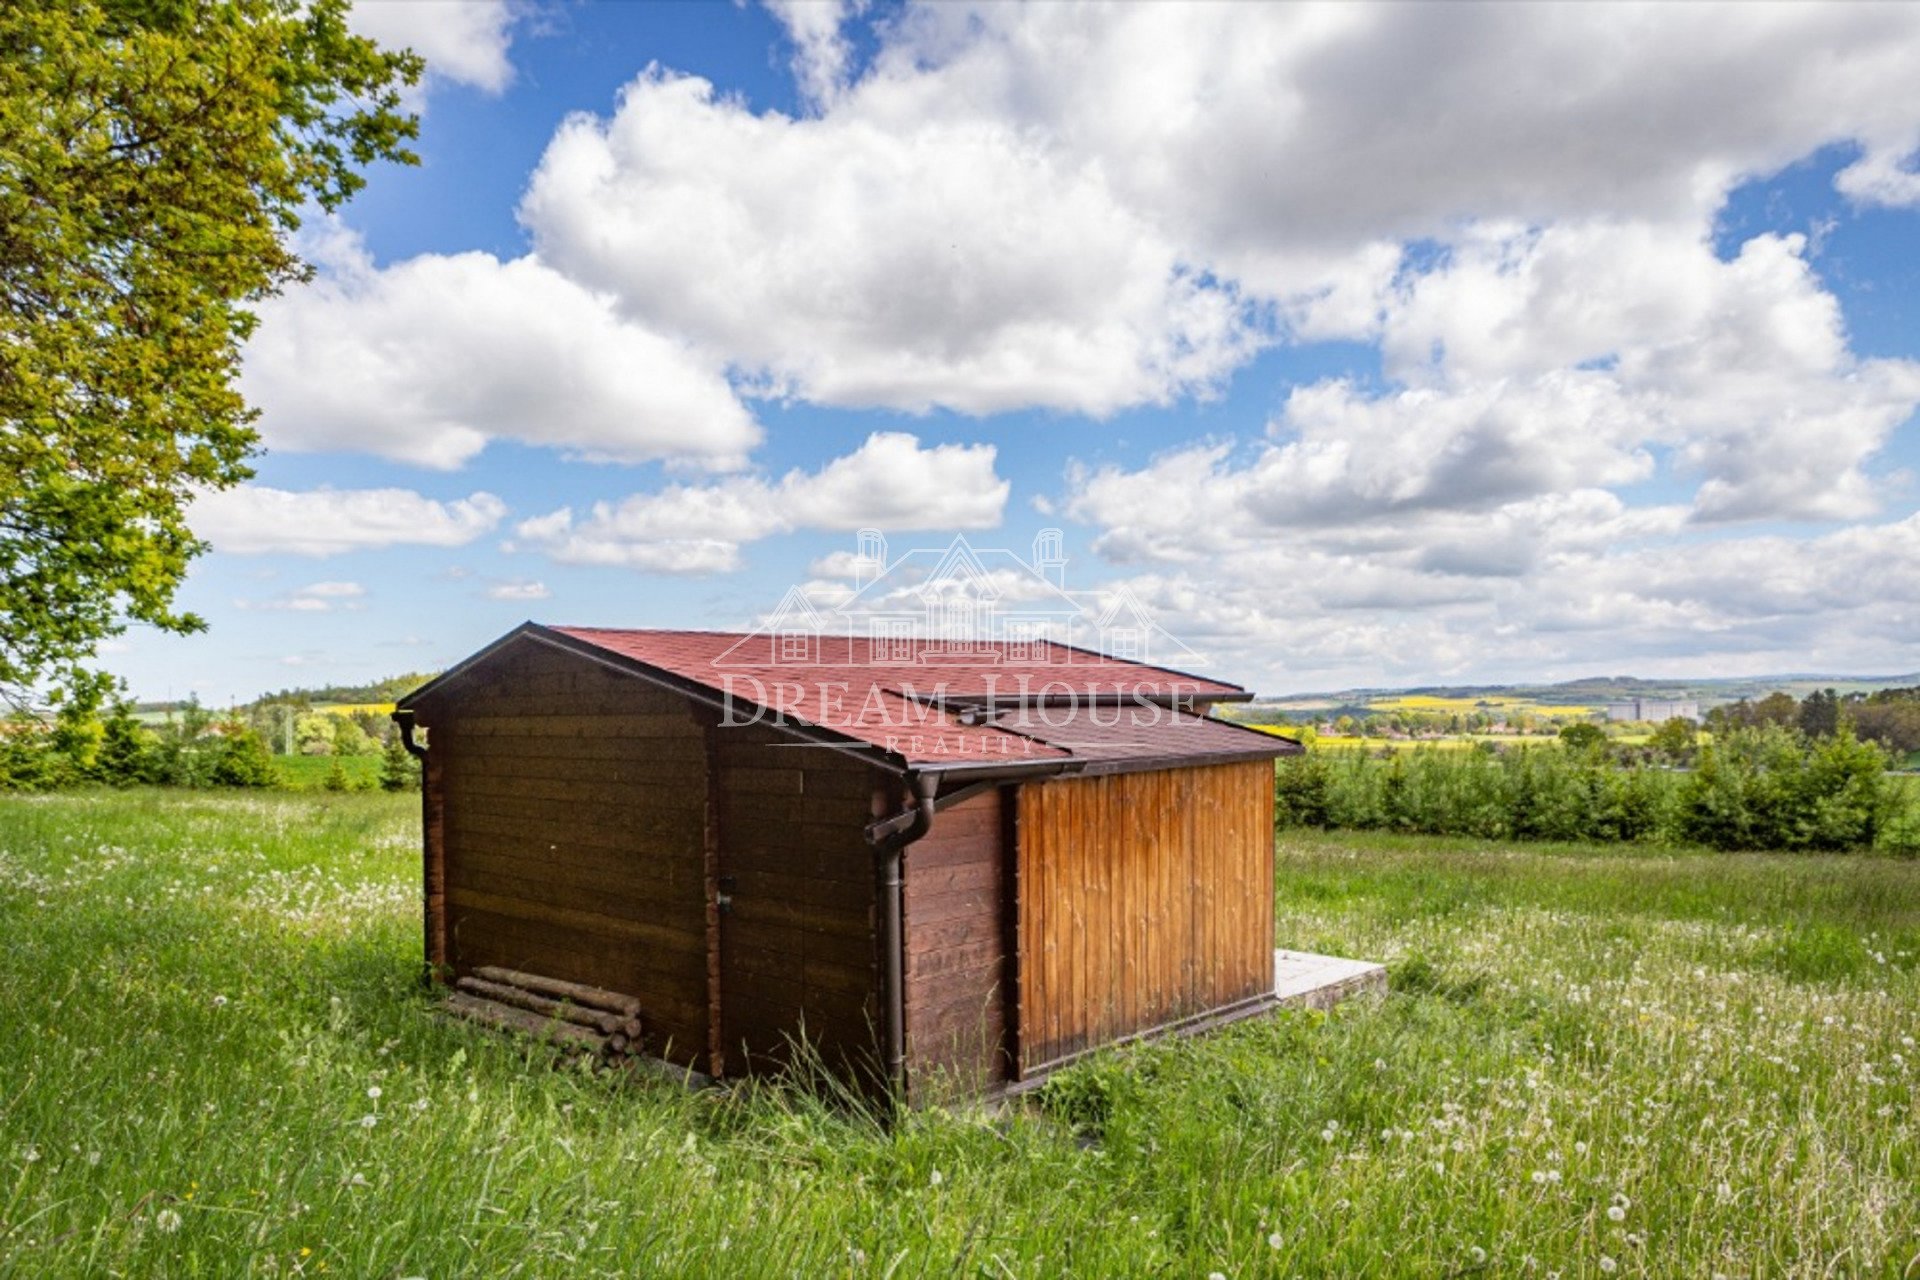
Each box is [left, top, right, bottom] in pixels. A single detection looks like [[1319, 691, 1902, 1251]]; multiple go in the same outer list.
[[0, 678, 419, 794], [1276, 724, 1917, 855], [1708, 687, 1920, 756]]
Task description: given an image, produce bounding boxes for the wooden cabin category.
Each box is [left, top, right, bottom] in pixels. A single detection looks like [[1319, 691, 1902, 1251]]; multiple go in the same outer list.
[[394, 623, 1301, 1098]]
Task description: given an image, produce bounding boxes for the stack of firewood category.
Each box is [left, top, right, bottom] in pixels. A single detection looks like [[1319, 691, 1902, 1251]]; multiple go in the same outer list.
[[445, 966, 644, 1060]]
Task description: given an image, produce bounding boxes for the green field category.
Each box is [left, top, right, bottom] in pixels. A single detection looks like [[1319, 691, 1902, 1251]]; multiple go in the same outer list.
[[271, 754, 384, 791], [1, 792, 1915, 1277]]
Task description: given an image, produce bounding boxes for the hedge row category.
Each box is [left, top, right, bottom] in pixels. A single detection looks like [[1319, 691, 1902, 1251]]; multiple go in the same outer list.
[[1275, 726, 1919, 855]]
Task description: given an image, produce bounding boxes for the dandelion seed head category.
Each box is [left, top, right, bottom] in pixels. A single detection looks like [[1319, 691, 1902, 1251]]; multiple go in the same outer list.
[[155, 1208, 182, 1234], [359, 1114, 377, 1129], [1607, 1205, 1627, 1222]]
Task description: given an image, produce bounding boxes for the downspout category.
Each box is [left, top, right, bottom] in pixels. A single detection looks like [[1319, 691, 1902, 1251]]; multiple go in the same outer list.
[[865, 770, 938, 1101], [394, 709, 427, 762], [393, 710, 439, 984]]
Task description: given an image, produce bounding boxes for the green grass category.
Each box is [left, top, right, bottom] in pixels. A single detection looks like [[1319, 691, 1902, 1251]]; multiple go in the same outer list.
[[271, 755, 383, 791], [2, 793, 1917, 1277]]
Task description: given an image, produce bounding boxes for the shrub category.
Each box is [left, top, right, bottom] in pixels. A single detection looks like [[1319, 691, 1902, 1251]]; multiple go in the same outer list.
[[210, 727, 277, 788], [1276, 725, 1913, 854], [97, 699, 154, 785], [378, 737, 420, 792]]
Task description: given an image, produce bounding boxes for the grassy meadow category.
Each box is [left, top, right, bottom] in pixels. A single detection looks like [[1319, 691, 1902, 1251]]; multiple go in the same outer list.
[[1, 791, 1916, 1277], [269, 756, 383, 791]]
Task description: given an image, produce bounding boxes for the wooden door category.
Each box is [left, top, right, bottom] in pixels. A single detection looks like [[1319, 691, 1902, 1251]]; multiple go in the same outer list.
[[1014, 761, 1274, 1075], [709, 725, 885, 1081]]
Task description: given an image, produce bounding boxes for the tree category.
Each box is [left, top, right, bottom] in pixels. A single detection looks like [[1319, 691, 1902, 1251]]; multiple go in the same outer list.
[[210, 724, 276, 787], [1558, 722, 1607, 754], [0, 0, 421, 701], [148, 696, 216, 787], [1849, 689, 1920, 755], [378, 737, 419, 792], [322, 757, 350, 792], [1797, 688, 1841, 739], [97, 695, 151, 784], [1648, 717, 1697, 762], [295, 712, 338, 755], [331, 717, 376, 757], [47, 670, 112, 780]]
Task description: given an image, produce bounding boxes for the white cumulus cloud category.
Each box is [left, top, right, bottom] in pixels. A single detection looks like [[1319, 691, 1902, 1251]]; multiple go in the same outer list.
[[764, 0, 867, 109], [485, 579, 552, 601], [192, 486, 507, 556], [520, 70, 1254, 418], [346, 0, 523, 94], [243, 230, 760, 471], [512, 432, 1008, 573]]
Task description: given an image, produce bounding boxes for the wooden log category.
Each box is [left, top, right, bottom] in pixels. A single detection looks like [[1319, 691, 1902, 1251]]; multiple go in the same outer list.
[[445, 992, 609, 1052], [470, 965, 645, 1018], [454, 976, 633, 1036]]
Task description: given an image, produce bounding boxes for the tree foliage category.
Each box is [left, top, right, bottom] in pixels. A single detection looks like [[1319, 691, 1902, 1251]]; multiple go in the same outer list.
[[0, 0, 420, 699], [378, 736, 419, 792], [1275, 727, 1912, 854]]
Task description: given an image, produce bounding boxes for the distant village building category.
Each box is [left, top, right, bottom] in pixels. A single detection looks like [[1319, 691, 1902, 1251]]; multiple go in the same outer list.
[[1604, 698, 1700, 724]]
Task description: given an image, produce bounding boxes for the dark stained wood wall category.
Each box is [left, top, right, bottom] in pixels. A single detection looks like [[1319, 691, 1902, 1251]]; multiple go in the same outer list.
[[413, 642, 712, 1067], [902, 786, 1010, 1095], [710, 723, 885, 1081], [1015, 761, 1275, 1076]]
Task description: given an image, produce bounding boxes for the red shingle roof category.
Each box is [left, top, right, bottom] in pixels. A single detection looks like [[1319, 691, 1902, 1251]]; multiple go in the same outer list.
[[403, 624, 1297, 774]]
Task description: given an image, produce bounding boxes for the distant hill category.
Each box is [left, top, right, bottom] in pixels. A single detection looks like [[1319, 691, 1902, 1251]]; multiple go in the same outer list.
[[1256, 672, 1920, 712], [135, 671, 436, 716]]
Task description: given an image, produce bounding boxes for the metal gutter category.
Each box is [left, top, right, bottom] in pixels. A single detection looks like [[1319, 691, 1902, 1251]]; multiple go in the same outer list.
[[913, 756, 1081, 784]]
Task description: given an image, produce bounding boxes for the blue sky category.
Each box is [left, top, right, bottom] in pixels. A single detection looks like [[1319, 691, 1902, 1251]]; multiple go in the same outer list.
[[114, 2, 1920, 703]]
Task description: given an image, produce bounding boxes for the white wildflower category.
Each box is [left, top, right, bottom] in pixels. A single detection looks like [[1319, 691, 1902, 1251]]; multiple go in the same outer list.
[[1599, 1258, 1617, 1274], [367, 1086, 382, 1100], [155, 1208, 183, 1234], [359, 1114, 377, 1130], [1268, 1232, 1283, 1249]]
